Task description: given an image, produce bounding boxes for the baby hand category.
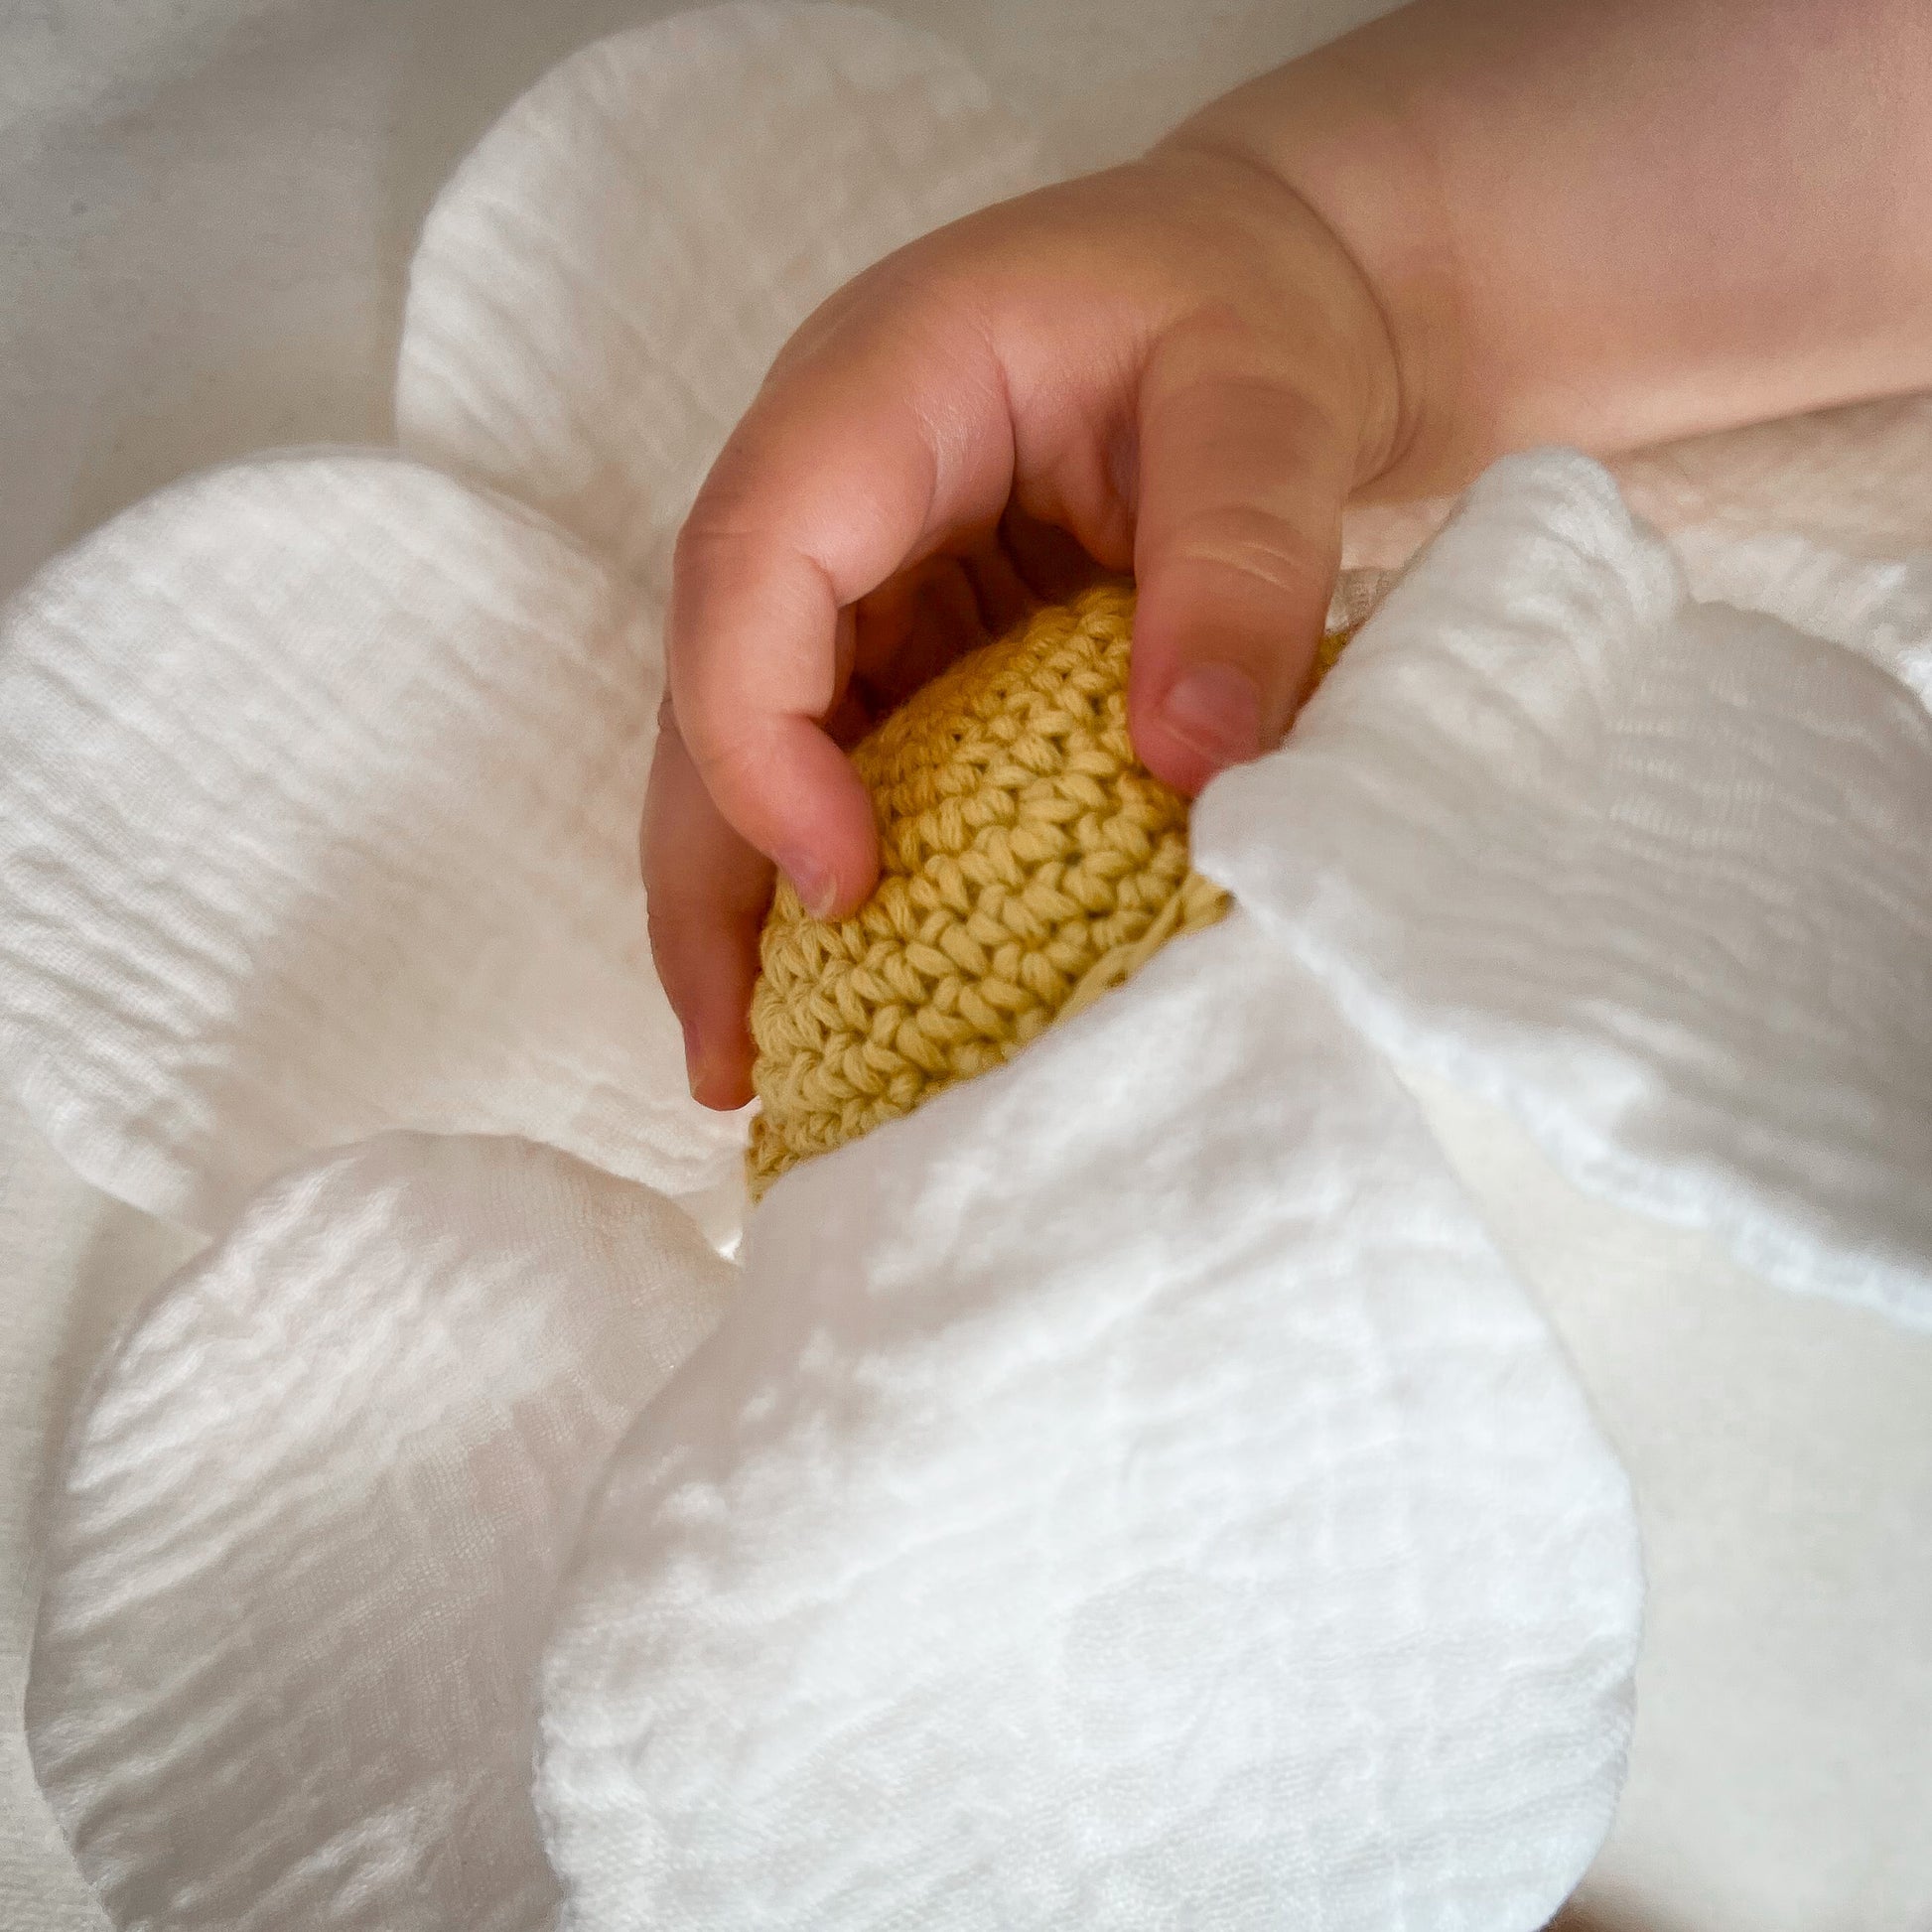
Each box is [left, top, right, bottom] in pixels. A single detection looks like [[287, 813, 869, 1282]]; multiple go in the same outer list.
[[644, 142, 1406, 1108]]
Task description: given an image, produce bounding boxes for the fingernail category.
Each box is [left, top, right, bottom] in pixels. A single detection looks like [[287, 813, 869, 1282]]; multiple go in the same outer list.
[[1160, 663, 1265, 768], [782, 850, 840, 920], [680, 1019, 711, 1102]]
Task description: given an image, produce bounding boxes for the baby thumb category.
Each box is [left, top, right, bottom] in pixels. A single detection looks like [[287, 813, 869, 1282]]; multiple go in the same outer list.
[[1126, 354, 1350, 797]]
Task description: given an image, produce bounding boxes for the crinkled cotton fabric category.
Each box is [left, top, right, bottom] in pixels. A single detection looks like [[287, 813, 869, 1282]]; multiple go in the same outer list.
[[0, 1087, 194, 1932], [0, 0, 1055, 1256], [1614, 393, 1932, 562], [1339, 391, 1932, 580], [398, 2, 1050, 594], [541, 910, 1639, 1931], [0, 445, 1644, 1932], [1669, 523, 1932, 705], [0, 454, 742, 1236], [1197, 453, 1932, 1330], [1, 4, 1930, 1932], [27, 1132, 734, 1932]]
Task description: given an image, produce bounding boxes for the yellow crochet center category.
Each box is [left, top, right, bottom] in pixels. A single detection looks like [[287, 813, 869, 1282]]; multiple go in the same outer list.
[[746, 581, 1352, 1197]]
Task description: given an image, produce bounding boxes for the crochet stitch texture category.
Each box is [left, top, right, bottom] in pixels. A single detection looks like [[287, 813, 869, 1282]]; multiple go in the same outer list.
[[747, 581, 1351, 1196]]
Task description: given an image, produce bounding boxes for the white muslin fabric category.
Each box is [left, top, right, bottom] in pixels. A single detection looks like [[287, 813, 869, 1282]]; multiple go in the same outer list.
[[3, 5, 1930, 1932], [1199, 452, 1932, 1331], [0, 453, 742, 1238], [26, 1132, 735, 1932], [397, 1, 1050, 594], [1669, 524, 1932, 706], [539, 910, 1641, 1931], [1340, 391, 1932, 582], [0, 1086, 196, 1932], [2, 447, 1663, 1928]]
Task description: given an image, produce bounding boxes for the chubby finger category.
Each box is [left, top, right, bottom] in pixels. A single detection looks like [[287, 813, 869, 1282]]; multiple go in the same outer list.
[[642, 708, 772, 1110], [668, 284, 1016, 919], [1127, 327, 1349, 797]]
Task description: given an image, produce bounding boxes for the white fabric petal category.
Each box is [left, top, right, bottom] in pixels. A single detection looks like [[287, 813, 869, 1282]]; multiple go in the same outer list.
[[1, 1086, 198, 1932], [1615, 392, 1932, 561], [1667, 525, 1932, 707], [396, 2, 1050, 591], [1409, 1067, 1932, 1932], [1199, 450, 1932, 1328], [539, 911, 1640, 1931], [0, 452, 745, 1235], [1341, 391, 1932, 578], [26, 1131, 733, 1932]]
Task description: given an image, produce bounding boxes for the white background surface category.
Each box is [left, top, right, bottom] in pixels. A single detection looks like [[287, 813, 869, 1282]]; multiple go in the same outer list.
[[3, 4, 1929, 1929]]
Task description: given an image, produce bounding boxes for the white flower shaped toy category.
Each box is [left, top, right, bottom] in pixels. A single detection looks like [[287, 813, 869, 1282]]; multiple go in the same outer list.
[[3, 9, 1930, 1932]]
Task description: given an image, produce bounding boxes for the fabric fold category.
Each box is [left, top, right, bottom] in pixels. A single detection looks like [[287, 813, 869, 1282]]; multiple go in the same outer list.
[[539, 910, 1641, 1932], [0, 451, 743, 1236], [397, 2, 1050, 594], [26, 1132, 733, 1932], [1198, 450, 1932, 1328]]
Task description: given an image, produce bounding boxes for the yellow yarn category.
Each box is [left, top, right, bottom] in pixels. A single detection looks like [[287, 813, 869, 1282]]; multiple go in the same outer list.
[[747, 581, 1352, 1196]]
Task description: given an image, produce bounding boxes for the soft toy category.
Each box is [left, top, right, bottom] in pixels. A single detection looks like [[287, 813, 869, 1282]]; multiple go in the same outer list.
[[750, 581, 1352, 1192]]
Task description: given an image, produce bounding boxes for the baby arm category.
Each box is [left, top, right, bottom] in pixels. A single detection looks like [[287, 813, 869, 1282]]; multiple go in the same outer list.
[[645, 0, 1932, 1108]]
